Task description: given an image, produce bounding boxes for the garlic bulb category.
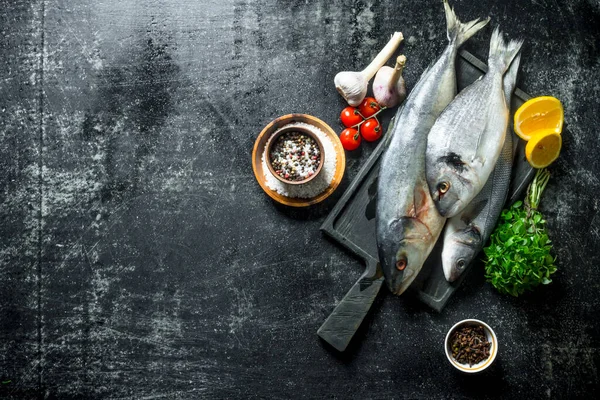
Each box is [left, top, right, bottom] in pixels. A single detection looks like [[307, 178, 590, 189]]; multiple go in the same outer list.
[[372, 55, 407, 108], [334, 32, 404, 107]]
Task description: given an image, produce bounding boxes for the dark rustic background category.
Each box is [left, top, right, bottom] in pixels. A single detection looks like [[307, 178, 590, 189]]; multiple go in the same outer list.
[[1, 0, 599, 398]]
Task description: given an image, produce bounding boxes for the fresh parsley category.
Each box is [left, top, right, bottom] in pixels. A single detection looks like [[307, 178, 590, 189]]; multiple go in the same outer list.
[[484, 168, 557, 296]]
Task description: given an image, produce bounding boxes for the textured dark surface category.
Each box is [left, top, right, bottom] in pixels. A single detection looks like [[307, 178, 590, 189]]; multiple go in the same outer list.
[[0, 0, 599, 398]]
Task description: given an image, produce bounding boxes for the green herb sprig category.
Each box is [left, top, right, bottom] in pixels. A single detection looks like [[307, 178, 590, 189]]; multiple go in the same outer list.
[[484, 169, 557, 296]]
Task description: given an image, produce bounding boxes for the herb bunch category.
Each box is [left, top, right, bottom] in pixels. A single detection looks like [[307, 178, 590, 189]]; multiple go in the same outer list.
[[484, 169, 557, 297]]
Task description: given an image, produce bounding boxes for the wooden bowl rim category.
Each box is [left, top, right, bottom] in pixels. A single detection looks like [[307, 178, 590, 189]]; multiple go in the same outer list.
[[251, 113, 345, 208]]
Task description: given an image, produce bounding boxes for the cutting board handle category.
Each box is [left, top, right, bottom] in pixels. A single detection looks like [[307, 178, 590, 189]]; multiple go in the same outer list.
[[317, 258, 384, 352]]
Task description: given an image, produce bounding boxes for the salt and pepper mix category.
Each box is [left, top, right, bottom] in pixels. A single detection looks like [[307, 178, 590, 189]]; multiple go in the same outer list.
[[269, 132, 321, 181]]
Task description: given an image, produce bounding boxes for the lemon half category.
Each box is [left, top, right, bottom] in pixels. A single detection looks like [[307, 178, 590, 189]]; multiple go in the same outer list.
[[525, 129, 562, 169], [514, 96, 564, 141]]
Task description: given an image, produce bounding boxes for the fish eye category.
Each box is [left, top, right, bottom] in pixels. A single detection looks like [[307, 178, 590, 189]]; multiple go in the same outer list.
[[438, 181, 450, 194], [396, 259, 407, 271], [457, 259, 465, 270]]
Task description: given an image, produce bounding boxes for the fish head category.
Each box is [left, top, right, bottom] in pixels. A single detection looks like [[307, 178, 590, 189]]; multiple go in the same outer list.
[[441, 225, 482, 282], [377, 216, 432, 295], [427, 153, 480, 218]]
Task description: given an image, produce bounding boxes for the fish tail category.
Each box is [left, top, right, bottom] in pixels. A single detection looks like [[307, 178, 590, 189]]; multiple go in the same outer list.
[[488, 27, 523, 74], [444, 0, 490, 46], [503, 51, 521, 105]]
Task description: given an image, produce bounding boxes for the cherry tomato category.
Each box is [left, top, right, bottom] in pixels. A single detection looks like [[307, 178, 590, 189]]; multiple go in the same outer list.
[[340, 106, 364, 128], [360, 118, 382, 142], [358, 97, 381, 118], [340, 128, 361, 151]]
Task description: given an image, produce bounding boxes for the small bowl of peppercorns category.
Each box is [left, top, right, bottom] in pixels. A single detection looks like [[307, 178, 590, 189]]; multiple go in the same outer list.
[[444, 319, 498, 373], [265, 125, 324, 185]]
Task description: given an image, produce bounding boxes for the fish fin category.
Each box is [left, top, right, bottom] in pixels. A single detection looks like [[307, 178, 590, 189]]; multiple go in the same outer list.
[[471, 155, 486, 168], [503, 51, 521, 107], [444, 0, 490, 46], [407, 203, 417, 218], [502, 53, 520, 158], [462, 225, 482, 244], [413, 186, 432, 218], [501, 124, 514, 162], [460, 199, 488, 225], [488, 27, 523, 74]]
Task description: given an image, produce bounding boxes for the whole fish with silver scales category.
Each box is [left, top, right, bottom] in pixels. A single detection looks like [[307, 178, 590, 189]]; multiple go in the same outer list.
[[425, 28, 523, 219], [376, 0, 489, 295], [441, 52, 521, 283]]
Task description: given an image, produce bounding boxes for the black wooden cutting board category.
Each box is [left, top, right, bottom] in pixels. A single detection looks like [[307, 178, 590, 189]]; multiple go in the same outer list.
[[318, 50, 535, 352]]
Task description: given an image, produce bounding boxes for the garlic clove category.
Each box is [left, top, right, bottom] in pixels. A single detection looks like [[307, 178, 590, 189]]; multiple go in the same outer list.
[[334, 71, 368, 107], [373, 55, 407, 108], [373, 66, 396, 108]]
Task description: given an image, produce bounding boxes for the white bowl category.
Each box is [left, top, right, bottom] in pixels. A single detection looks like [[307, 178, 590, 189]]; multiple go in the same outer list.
[[444, 319, 498, 373]]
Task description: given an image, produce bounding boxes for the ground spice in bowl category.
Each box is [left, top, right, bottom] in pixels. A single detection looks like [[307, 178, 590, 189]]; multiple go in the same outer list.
[[450, 324, 492, 366], [268, 131, 322, 183], [445, 319, 498, 373]]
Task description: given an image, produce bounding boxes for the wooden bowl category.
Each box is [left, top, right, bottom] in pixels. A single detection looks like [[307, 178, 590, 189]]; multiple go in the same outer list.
[[265, 125, 325, 185], [252, 114, 345, 207]]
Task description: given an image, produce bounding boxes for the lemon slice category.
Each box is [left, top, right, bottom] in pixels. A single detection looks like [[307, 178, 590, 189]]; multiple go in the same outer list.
[[514, 96, 564, 141], [525, 129, 562, 168]]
